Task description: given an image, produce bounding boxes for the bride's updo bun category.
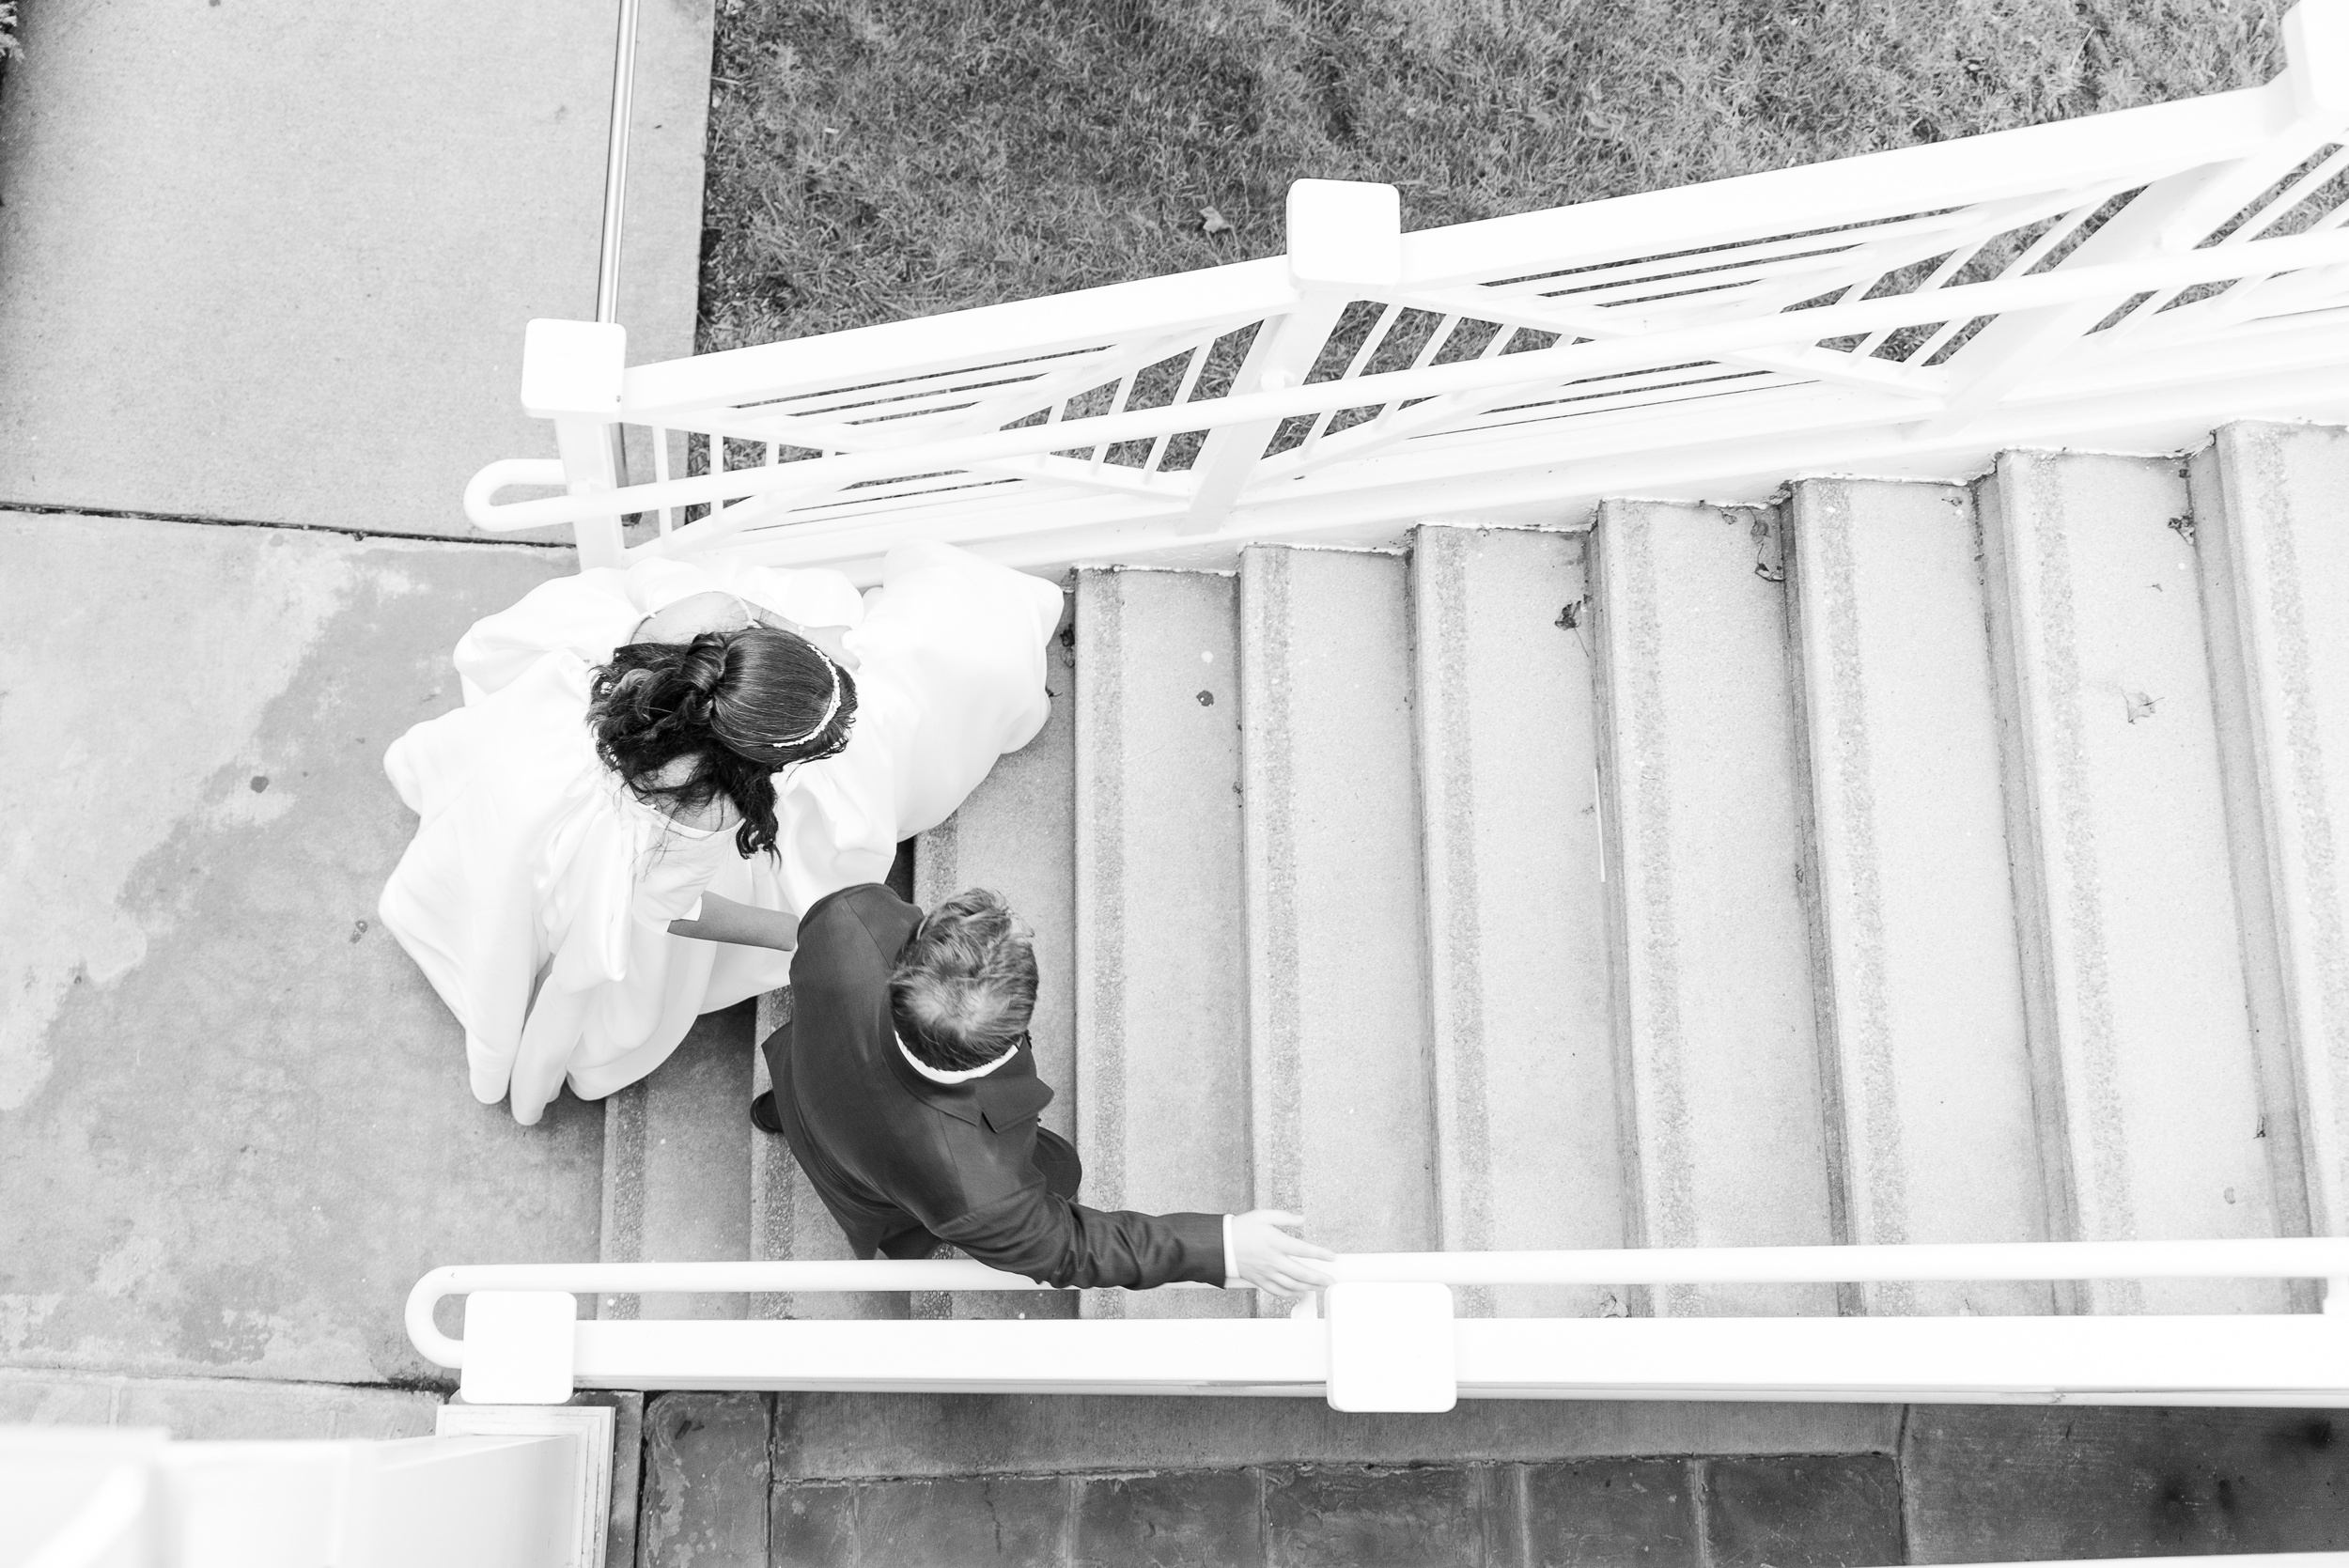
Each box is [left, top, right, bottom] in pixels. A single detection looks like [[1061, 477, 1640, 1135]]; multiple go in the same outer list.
[[587, 625, 859, 857]]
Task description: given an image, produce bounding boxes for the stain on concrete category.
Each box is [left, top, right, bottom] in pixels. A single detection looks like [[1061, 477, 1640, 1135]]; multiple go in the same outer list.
[[1, 518, 355, 1110], [1076, 1468, 1263, 1568], [0, 513, 599, 1385], [1263, 1464, 1491, 1568], [644, 1391, 773, 1565], [770, 1392, 1899, 1482], [1523, 1457, 1697, 1568], [1701, 1453, 1904, 1568], [1906, 1405, 2349, 1558]]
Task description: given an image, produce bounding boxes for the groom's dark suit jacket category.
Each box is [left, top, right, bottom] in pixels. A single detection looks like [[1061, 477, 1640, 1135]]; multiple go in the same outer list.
[[767, 883, 1227, 1291]]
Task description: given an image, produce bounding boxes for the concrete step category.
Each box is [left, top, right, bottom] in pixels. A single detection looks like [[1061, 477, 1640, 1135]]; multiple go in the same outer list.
[[1408, 525, 1629, 1319], [2190, 420, 2349, 1239], [598, 1003, 755, 1324], [1976, 449, 2293, 1314], [1072, 567, 1252, 1320], [1238, 545, 1439, 1289], [910, 625, 1081, 1321], [1589, 499, 1840, 1318], [1783, 479, 2057, 1317]]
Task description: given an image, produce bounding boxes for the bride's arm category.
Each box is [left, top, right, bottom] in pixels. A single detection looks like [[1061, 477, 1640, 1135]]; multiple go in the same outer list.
[[667, 892, 799, 951]]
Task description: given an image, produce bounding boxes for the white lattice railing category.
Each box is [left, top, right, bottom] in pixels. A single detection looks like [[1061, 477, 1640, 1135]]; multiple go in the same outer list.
[[465, 5, 2349, 582], [408, 1237, 2349, 1412]]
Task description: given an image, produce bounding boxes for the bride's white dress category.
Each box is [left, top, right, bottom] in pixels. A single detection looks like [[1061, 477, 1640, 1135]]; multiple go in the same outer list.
[[378, 540, 1063, 1125]]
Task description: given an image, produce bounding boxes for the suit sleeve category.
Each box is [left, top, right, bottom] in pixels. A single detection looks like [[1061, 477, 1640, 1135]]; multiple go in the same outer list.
[[926, 1180, 1228, 1291]]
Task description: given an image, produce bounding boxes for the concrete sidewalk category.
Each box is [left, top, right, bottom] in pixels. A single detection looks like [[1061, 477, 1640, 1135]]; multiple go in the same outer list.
[[0, 514, 597, 1390], [0, 0, 712, 539]]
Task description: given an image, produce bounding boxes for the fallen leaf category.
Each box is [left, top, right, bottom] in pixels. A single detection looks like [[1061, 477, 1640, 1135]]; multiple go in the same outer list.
[[2125, 691, 2161, 723]]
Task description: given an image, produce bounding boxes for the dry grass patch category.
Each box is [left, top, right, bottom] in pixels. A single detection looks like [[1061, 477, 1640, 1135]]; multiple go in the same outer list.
[[698, 0, 2290, 350]]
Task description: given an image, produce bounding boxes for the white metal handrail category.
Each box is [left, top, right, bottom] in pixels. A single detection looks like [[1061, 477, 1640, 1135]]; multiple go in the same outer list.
[[471, 225, 2349, 538], [593, 0, 640, 328], [475, 2, 2349, 576], [409, 1238, 2349, 1412]]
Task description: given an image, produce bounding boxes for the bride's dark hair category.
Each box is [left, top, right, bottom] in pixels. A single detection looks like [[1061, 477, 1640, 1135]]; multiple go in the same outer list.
[[586, 626, 858, 857]]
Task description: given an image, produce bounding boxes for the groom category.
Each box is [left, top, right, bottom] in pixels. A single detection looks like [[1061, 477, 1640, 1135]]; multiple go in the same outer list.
[[751, 882, 1333, 1296]]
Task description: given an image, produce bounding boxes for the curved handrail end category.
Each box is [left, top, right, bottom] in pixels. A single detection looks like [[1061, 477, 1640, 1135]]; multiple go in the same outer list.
[[463, 458, 571, 533]]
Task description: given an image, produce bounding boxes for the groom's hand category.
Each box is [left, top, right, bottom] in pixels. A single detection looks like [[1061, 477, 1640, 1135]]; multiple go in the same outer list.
[[1227, 1210, 1336, 1296]]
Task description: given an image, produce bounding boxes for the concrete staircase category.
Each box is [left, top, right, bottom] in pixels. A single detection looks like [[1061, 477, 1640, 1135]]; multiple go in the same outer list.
[[602, 418, 2349, 1330]]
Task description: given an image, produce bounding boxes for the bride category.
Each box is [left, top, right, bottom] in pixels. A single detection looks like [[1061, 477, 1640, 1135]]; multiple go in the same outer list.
[[378, 540, 1063, 1126]]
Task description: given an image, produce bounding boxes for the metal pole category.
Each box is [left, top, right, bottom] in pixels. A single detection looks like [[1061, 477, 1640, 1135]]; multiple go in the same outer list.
[[594, 0, 642, 326]]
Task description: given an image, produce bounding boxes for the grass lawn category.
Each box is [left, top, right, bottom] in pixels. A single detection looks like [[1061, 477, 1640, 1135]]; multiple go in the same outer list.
[[697, 0, 2293, 353]]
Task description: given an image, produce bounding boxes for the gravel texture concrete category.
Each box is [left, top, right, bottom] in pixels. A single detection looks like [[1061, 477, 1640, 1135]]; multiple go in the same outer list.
[[1978, 451, 2289, 1314], [1590, 501, 1839, 1319], [1785, 479, 2053, 1318], [1409, 525, 1623, 1321], [0, 0, 712, 540], [1072, 567, 1252, 1322], [2191, 421, 2349, 1244], [0, 512, 599, 1387], [1238, 546, 1436, 1266]]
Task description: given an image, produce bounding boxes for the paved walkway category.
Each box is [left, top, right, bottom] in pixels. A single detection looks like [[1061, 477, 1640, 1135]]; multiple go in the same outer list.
[[0, 0, 713, 1438], [0, 0, 710, 537]]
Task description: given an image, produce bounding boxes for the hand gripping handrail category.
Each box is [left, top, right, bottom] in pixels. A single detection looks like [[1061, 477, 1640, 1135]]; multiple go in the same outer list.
[[406, 1237, 2349, 1371]]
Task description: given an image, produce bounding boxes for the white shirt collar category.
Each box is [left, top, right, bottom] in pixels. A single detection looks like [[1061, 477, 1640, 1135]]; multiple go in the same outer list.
[[895, 1031, 1019, 1084]]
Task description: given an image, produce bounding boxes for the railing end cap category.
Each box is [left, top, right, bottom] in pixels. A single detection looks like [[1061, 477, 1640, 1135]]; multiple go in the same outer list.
[[521, 318, 629, 420]]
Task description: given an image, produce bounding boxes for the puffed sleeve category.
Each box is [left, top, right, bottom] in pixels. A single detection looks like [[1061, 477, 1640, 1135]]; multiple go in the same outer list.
[[452, 557, 869, 705], [766, 541, 1063, 913], [451, 567, 645, 704]]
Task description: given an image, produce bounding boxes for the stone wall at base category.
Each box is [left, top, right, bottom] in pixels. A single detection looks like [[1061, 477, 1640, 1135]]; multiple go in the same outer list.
[[613, 1395, 2349, 1568]]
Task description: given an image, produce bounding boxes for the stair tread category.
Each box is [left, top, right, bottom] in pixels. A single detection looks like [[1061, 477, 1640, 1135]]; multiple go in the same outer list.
[[1788, 479, 2054, 1316], [601, 1003, 755, 1323], [1594, 499, 1839, 1317], [1241, 545, 1438, 1268], [916, 633, 1080, 1138], [740, 629, 1079, 1321], [1411, 525, 1629, 1318], [2195, 419, 2349, 1242], [1074, 567, 1252, 1320], [910, 628, 1081, 1320], [1981, 450, 2286, 1314], [613, 423, 2349, 1343]]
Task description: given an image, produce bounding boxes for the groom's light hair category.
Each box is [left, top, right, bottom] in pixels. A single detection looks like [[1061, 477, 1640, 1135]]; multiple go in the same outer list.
[[890, 888, 1037, 1073]]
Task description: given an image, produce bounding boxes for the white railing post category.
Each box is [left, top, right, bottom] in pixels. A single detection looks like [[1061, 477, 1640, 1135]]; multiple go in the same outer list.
[[1180, 180, 1400, 534], [1920, 0, 2349, 438], [519, 318, 630, 569], [459, 1289, 582, 1405], [2284, 0, 2349, 142], [1324, 1281, 1457, 1412]]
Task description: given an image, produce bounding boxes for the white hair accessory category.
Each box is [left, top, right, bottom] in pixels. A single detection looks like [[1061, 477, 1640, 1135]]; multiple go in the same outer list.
[[770, 653, 844, 749]]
